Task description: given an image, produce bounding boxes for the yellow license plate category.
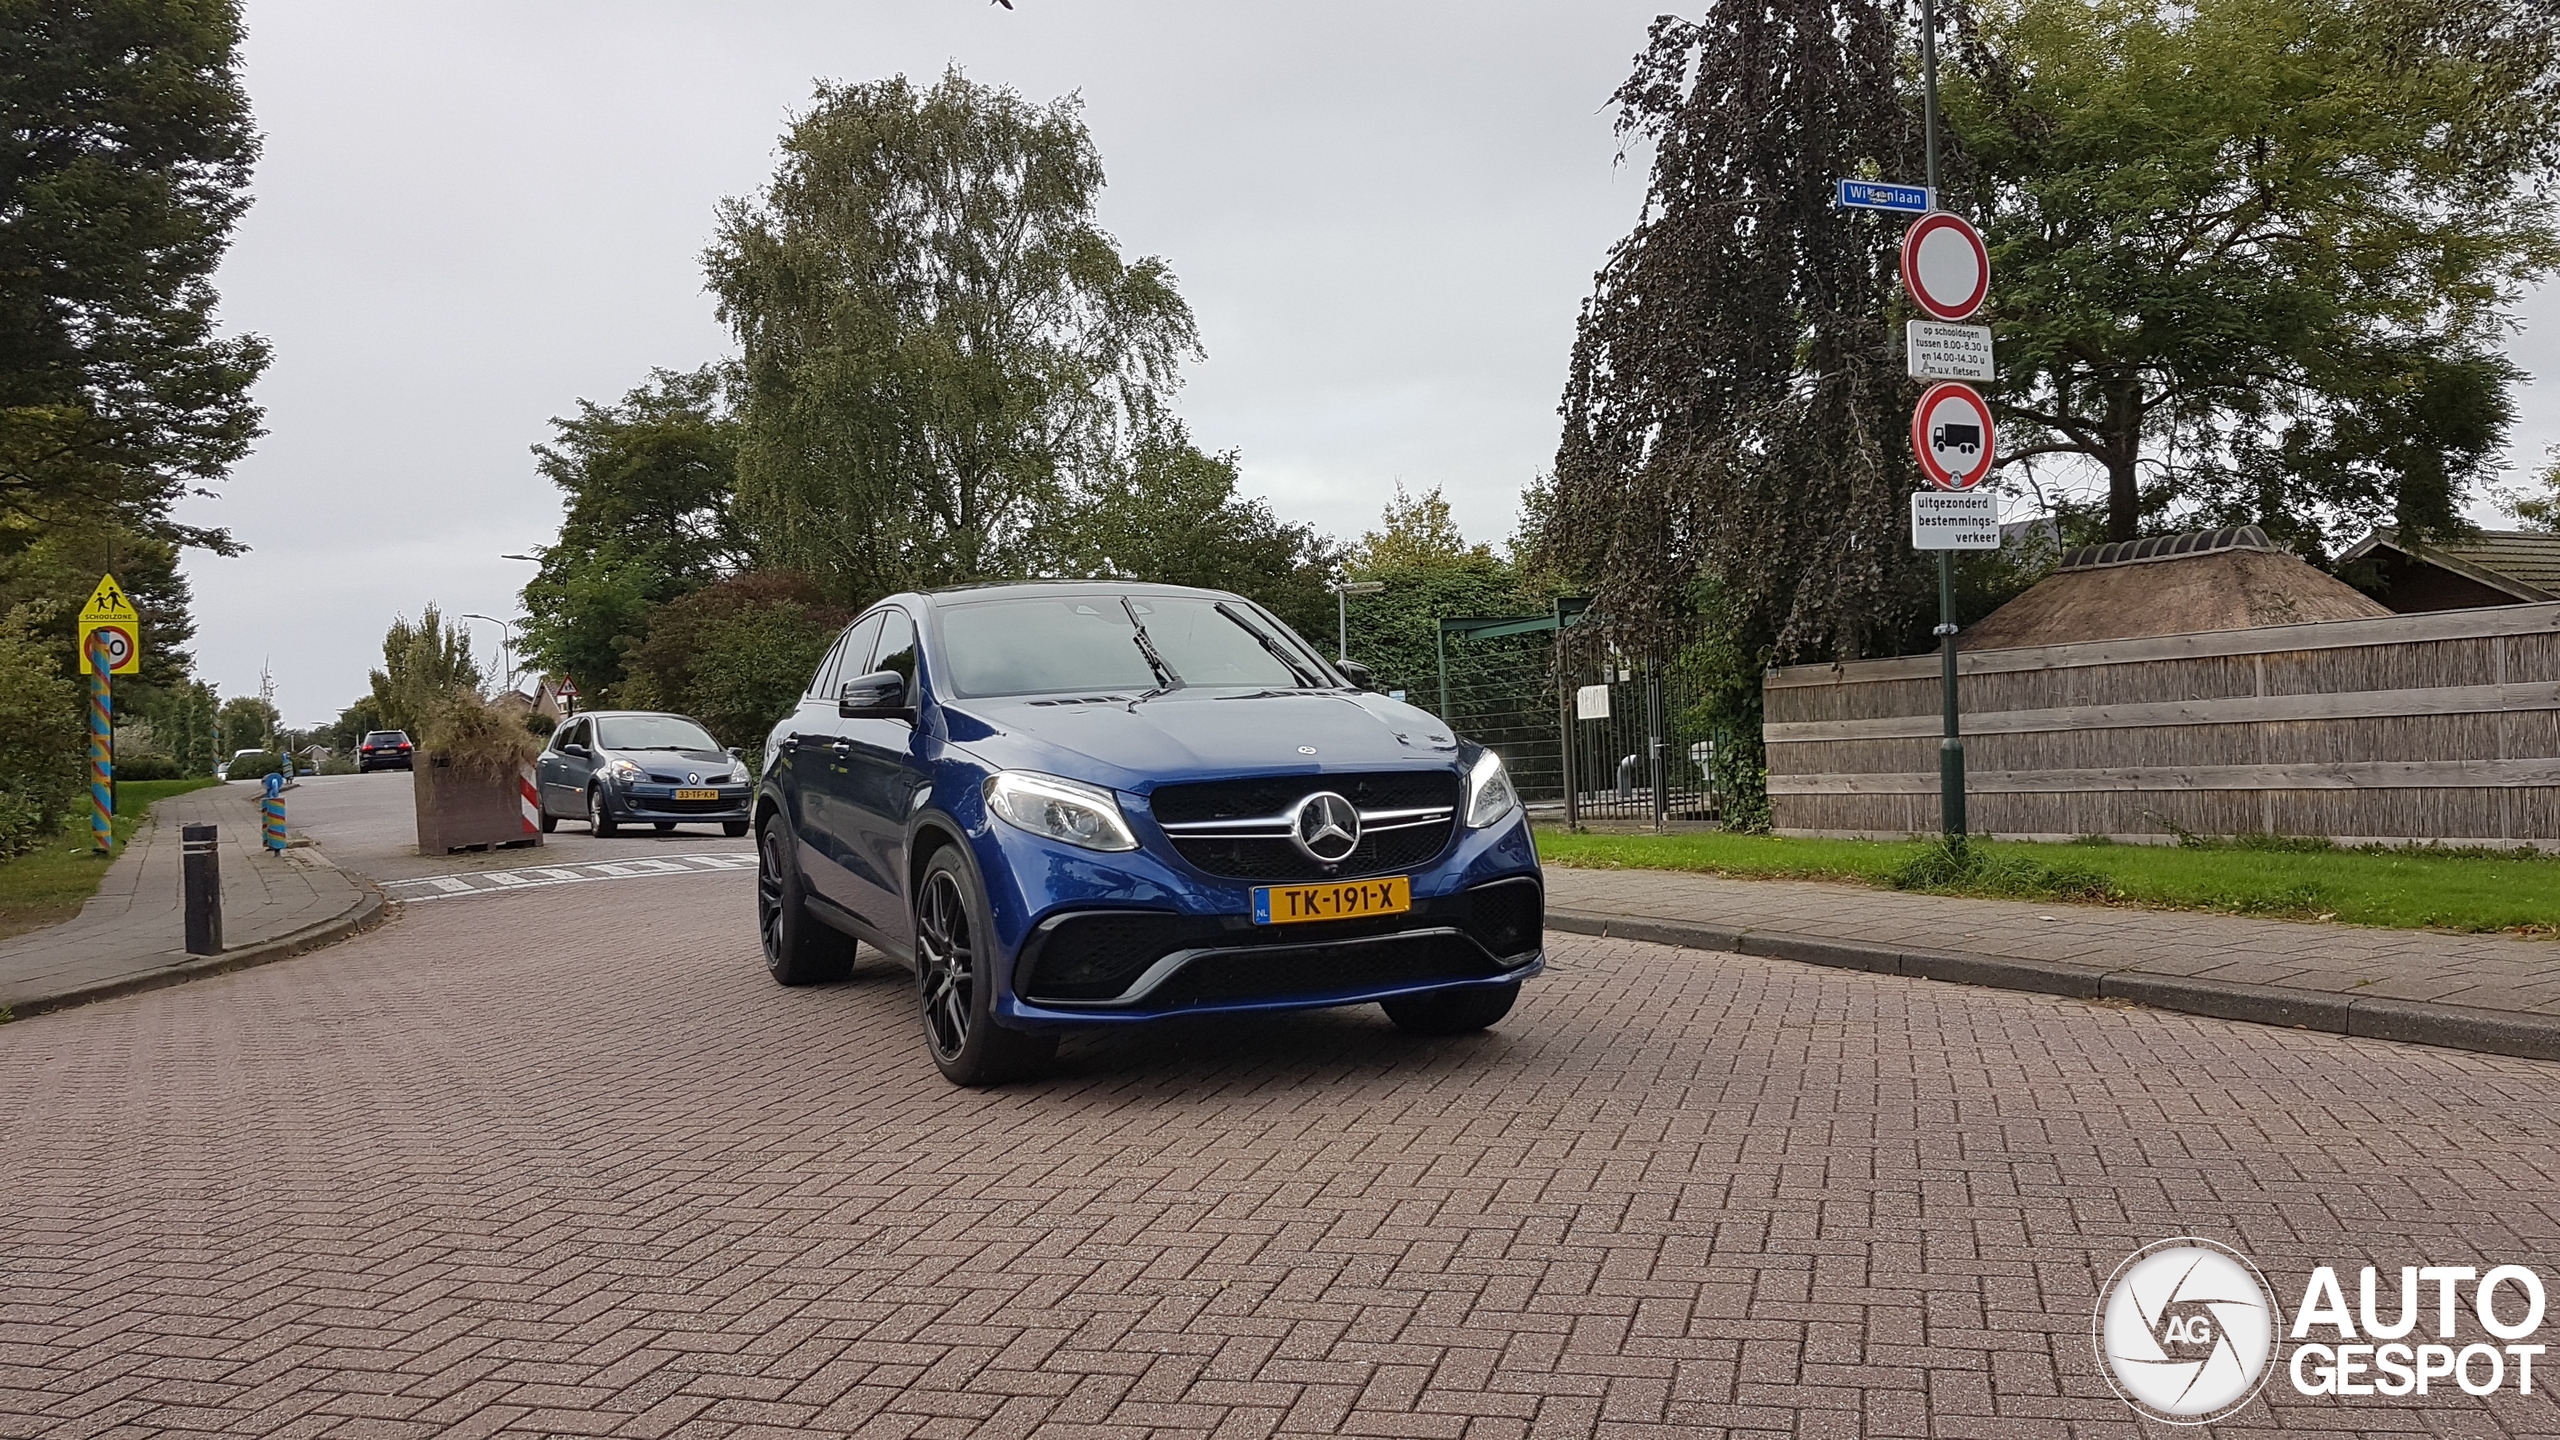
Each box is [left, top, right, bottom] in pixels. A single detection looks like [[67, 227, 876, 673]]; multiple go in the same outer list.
[[673, 788, 720, 801], [1254, 875, 1412, 925]]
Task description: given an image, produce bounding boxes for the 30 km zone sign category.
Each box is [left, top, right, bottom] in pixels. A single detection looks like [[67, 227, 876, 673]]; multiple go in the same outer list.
[[1912, 381, 1996, 490]]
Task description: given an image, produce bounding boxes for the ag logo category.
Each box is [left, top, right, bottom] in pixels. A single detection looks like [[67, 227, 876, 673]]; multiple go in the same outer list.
[[2095, 1239, 2281, 1424]]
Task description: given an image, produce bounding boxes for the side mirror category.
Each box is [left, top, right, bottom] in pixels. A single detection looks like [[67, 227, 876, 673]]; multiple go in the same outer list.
[[1339, 660, 1375, 690], [726, 746, 742, 760], [562, 742, 590, 758], [839, 669, 909, 718]]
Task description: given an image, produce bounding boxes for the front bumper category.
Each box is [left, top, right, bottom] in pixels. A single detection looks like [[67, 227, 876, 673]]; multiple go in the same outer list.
[[607, 783, 752, 822], [972, 803, 1545, 1028]]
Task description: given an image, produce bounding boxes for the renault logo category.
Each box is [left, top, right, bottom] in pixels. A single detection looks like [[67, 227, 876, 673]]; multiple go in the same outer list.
[[1290, 791, 1362, 864]]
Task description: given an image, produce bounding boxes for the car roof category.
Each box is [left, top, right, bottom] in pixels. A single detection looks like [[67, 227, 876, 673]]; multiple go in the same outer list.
[[568, 710, 713, 724], [909, 579, 1248, 608]]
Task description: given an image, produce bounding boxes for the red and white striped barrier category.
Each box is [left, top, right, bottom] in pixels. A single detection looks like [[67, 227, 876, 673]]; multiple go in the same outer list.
[[519, 761, 541, 837]]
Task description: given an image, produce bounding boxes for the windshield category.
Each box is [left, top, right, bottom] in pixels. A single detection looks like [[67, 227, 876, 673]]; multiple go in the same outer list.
[[594, 714, 721, 751], [939, 595, 1331, 699]]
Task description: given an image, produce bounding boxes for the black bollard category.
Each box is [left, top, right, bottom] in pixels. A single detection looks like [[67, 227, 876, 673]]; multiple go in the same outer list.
[[182, 823, 222, 956]]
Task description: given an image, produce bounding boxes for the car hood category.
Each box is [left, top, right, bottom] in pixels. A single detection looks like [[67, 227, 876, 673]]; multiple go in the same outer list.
[[602, 747, 739, 777], [946, 690, 1465, 793]]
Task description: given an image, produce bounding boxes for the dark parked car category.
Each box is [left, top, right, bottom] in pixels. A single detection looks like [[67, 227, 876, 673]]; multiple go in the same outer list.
[[755, 582, 1544, 1086], [536, 711, 751, 837], [357, 730, 414, 772]]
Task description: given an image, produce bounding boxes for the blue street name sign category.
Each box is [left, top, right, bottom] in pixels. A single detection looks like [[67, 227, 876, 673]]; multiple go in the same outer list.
[[1835, 179, 1931, 214]]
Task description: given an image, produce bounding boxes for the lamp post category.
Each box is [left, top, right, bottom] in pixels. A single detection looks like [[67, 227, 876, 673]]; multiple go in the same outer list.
[[460, 613, 518, 692], [1327, 573, 1386, 663]]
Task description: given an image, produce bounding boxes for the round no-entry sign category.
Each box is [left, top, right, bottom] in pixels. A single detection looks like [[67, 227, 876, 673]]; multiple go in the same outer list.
[[1912, 381, 1996, 489], [1901, 211, 1989, 321]]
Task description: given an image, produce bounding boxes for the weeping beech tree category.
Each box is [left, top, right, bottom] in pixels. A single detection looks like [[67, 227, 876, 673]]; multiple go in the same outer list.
[[1544, 2, 1933, 668]]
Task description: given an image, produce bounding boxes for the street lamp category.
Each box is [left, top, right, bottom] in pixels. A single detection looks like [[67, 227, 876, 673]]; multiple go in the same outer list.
[[1327, 573, 1386, 663], [459, 613, 518, 693]]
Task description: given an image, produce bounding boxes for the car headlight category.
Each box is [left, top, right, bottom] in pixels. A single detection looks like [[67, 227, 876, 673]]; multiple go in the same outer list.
[[607, 758, 645, 782], [983, 771, 1138, 852], [1464, 749, 1519, 828]]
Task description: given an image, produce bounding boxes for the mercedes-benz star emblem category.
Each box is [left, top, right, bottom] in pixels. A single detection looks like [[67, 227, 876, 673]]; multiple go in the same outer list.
[[1290, 791, 1362, 864]]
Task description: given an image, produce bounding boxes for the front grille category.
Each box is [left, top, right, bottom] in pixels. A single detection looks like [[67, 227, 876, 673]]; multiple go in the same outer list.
[[1150, 771, 1457, 825], [1015, 878, 1542, 1009], [1167, 826, 1449, 881], [1151, 770, 1460, 881]]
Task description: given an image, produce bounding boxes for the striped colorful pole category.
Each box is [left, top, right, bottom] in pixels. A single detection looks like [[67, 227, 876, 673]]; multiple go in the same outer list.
[[87, 630, 113, 854], [261, 772, 288, 854]]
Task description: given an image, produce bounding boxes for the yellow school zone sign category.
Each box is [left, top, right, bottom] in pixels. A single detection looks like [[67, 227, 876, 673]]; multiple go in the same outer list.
[[78, 573, 142, 675]]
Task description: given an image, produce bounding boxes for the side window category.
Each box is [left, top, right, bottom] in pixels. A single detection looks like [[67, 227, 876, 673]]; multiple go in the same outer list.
[[806, 634, 850, 700], [873, 608, 916, 683], [818, 614, 885, 698], [559, 718, 588, 750]]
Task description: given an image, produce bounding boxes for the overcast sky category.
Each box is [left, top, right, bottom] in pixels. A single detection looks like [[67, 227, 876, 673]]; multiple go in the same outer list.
[[186, 1, 2560, 727]]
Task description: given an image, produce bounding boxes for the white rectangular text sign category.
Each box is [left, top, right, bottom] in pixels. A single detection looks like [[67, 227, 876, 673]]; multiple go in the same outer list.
[[1906, 321, 1994, 380], [1574, 683, 1611, 721], [1911, 490, 2000, 550]]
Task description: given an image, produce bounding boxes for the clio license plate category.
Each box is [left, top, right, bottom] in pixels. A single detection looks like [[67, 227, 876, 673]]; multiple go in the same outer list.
[[1253, 876, 1412, 925], [673, 788, 720, 801]]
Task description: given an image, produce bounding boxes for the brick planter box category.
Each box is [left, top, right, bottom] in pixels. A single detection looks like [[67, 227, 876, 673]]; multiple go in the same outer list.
[[413, 754, 541, 854]]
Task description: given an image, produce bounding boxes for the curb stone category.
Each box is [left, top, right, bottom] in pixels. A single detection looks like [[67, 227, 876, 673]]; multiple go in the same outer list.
[[2, 882, 393, 1023], [1548, 908, 2560, 1065]]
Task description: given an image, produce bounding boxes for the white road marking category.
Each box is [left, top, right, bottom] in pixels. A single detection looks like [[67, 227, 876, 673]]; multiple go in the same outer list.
[[381, 853, 753, 901]]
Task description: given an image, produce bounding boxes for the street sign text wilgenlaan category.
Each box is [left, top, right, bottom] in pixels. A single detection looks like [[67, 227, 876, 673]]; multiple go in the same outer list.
[[1835, 179, 1931, 214]]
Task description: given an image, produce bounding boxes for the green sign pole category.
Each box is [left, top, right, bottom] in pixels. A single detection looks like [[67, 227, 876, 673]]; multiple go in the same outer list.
[[1920, 0, 1967, 841]]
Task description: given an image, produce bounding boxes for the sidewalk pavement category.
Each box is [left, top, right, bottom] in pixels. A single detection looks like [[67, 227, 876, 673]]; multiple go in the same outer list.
[[1543, 863, 2560, 1062], [0, 783, 384, 1020]]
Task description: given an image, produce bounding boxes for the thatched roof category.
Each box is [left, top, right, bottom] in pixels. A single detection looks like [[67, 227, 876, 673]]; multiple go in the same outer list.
[[1962, 526, 2392, 651]]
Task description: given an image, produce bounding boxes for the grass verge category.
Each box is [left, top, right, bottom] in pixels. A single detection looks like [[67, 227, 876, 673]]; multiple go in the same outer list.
[[1534, 828, 2560, 935], [0, 779, 220, 943]]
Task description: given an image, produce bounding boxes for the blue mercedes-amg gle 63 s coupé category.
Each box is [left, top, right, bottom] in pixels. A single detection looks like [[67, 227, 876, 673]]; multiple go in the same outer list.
[[753, 581, 1544, 1085]]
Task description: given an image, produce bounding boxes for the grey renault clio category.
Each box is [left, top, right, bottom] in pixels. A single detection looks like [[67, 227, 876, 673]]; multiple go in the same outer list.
[[535, 710, 753, 836]]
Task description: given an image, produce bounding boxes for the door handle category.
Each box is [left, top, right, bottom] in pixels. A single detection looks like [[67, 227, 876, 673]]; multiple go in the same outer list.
[[778, 736, 800, 753]]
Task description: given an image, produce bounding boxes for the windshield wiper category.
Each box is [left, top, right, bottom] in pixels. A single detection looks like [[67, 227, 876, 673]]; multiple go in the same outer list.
[[1120, 597, 1183, 703], [1214, 602, 1326, 688]]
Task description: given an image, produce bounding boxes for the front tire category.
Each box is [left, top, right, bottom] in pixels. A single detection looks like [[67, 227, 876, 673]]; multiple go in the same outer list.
[[589, 785, 618, 837], [653, 821, 675, 833], [914, 847, 1054, 1087], [537, 795, 558, 833], [758, 813, 853, 986], [722, 820, 749, 838], [1382, 982, 1521, 1035]]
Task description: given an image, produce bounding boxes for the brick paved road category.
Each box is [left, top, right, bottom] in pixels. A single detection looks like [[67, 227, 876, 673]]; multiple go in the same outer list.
[[3, 875, 2556, 1438]]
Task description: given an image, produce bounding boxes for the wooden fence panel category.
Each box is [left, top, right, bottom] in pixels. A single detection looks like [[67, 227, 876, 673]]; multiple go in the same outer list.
[[1762, 601, 2560, 846]]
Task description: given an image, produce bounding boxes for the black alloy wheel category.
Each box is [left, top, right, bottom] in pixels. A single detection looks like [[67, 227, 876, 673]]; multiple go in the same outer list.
[[914, 847, 1054, 1086], [1381, 981, 1522, 1035], [589, 784, 618, 837], [757, 813, 853, 985]]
